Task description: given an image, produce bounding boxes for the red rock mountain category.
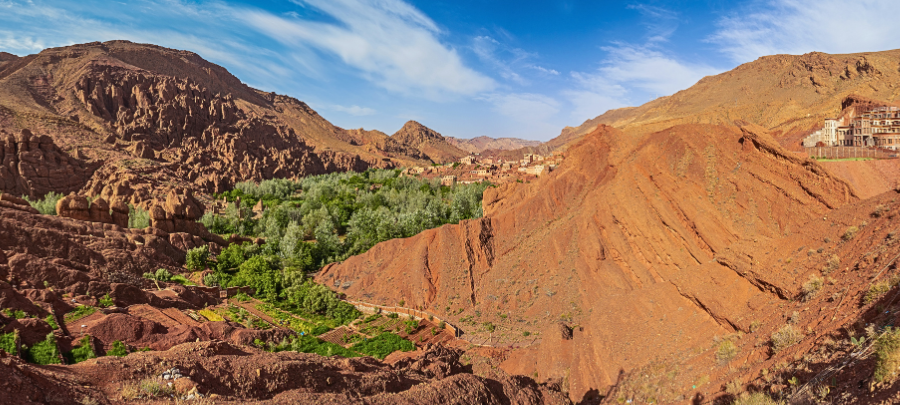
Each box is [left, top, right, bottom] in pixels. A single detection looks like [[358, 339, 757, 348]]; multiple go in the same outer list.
[[445, 135, 542, 154], [0, 41, 442, 204], [556, 50, 900, 151], [317, 122, 861, 401], [390, 120, 468, 163]]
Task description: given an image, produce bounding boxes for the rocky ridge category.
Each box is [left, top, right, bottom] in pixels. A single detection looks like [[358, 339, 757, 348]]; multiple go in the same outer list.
[[391, 120, 468, 164]]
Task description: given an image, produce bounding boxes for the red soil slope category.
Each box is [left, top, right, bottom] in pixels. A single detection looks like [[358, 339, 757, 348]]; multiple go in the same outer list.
[[316, 122, 857, 401]]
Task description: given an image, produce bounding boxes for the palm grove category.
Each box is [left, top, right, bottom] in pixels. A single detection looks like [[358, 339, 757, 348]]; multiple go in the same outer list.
[[194, 169, 488, 322]]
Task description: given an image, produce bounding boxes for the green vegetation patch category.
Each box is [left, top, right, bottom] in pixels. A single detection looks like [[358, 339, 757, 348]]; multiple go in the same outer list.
[[98, 294, 114, 308], [202, 169, 489, 273], [865, 276, 900, 304], [2, 308, 28, 319], [45, 315, 59, 330], [107, 340, 129, 357], [64, 306, 97, 323], [0, 331, 18, 355], [23, 191, 63, 215], [23, 333, 61, 365], [63, 335, 97, 364], [265, 334, 361, 357], [351, 332, 415, 360]]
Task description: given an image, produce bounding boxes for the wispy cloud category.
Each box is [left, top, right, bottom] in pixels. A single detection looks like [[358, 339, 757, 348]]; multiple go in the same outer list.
[[480, 92, 561, 135], [241, 0, 495, 98], [327, 104, 377, 116], [710, 0, 900, 63], [564, 43, 719, 122], [628, 4, 680, 43]]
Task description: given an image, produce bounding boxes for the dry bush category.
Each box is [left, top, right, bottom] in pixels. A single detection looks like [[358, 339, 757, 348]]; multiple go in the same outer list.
[[120, 378, 174, 400], [873, 204, 887, 218], [801, 274, 824, 302], [771, 325, 803, 352], [731, 392, 782, 405], [822, 255, 840, 275], [874, 327, 900, 384], [865, 276, 900, 304], [725, 377, 743, 395], [843, 226, 859, 241], [716, 339, 739, 364]]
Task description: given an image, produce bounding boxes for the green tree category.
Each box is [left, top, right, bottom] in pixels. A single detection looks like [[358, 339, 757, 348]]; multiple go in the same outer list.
[[185, 245, 209, 271], [142, 269, 172, 290]]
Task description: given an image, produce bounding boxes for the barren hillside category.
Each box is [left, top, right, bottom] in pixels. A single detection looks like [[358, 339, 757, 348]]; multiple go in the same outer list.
[[556, 49, 900, 151], [316, 121, 868, 401]]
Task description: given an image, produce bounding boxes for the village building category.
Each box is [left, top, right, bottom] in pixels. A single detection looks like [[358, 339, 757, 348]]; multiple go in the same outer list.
[[459, 155, 477, 165], [803, 105, 900, 149], [440, 175, 457, 186]]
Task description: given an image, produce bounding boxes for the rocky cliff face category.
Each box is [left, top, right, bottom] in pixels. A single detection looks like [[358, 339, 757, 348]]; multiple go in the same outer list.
[[0, 129, 100, 198], [317, 122, 857, 401], [0, 41, 436, 203]]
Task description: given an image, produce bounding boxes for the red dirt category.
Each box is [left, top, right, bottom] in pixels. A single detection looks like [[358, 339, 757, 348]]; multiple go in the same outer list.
[[317, 122, 862, 402]]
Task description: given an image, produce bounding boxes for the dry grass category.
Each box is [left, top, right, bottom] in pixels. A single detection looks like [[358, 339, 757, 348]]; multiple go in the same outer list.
[[864, 276, 899, 304], [771, 325, 803, 352], [730, 392, 782, 405], [822, 255, 840, 275], [873, 327, 900, 383], [120, 378, 174, 400], [843, 226, 859, 241], [716, 339, 739, 364], [801, 274, 824, 302]]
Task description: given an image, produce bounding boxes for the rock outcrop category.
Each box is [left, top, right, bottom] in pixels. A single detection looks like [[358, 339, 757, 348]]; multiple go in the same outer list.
[[0, 129, 99, 199], [391, 121, 468, 164], [0, 41, 444, 205]]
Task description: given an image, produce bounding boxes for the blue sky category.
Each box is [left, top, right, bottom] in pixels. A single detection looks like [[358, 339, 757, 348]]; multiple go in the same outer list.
[[1, 0, 898, 141]]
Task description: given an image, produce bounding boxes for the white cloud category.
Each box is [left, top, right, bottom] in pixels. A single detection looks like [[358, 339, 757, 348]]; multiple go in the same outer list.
[[328, 104, 377, 116], [481, 92, 561, 135], [710, 0, 900, 63], [0, 34, 45, 52], [528, 64, 559, 75], [241, 0, 495, 98], [563, 43, 720, 122], [628, 4, 679, 43]]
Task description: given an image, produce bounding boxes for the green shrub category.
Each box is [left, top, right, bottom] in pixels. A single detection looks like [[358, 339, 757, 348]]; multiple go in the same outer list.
[[128, 205, 150, 229], [23, 191, 63, 215], [23, 333, 60, 364], [771, 325, 803, 352], [142, 269, 172, 289], [107, 340, 129, 357], [98, 294, 114, 308], [272, 334, 360, 358], [351, 332, 414, 359], [185, 245, 209, 271], [873, 327, 900, 383], [523, 331, 531, 337], [2, 308, 27, 319], [203, 273, 219, 287], [45, 315, 58, 330], [169, 275, 196, 286], [232, 292, 252, 303], [0, 331, 18, 355], [64, 306, 97, 323], [63, 335, 97, 364]]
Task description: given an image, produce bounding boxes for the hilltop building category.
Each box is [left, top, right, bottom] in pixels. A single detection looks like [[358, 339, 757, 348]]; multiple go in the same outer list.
[[804, 105, 900, 149]]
